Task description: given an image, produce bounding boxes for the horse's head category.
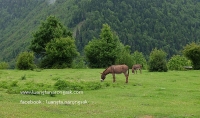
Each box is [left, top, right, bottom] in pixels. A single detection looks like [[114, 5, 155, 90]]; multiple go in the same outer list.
[[100, 73, 106, 82]]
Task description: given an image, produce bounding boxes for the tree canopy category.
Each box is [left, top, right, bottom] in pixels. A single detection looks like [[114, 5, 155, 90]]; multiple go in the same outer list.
[[30, 16, 78, 68], [85, 24, 119, 68], [30, 16, 72, 57]]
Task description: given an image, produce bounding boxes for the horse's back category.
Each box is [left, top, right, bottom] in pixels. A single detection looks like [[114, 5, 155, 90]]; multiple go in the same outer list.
[[111, 64, 128, 73], [133, 64, 142, 69]]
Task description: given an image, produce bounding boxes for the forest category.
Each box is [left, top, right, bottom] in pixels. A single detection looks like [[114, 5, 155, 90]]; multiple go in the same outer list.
[[1, 0, 200, 68]]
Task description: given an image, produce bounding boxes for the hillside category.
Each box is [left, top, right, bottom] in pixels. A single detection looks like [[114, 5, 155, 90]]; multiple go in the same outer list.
[[1, 0, 200, 67]]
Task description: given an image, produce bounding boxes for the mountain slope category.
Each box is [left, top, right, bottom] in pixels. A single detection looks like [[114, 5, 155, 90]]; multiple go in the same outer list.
[[1, 0, 200, 68], [0, 0, 76, 67]]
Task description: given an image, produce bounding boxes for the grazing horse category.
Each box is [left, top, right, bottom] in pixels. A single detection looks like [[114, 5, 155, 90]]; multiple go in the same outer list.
[[100, 64, 129, 83], [132, 64, 142, 74]]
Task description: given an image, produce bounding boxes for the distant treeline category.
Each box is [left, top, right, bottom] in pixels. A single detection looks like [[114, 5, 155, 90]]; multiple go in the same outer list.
[[1, 0, 200, 66]]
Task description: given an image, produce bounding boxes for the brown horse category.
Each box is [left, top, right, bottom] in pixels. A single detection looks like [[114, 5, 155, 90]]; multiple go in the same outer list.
[[100, 64, 129, 83], [132, 64, 142, 74]]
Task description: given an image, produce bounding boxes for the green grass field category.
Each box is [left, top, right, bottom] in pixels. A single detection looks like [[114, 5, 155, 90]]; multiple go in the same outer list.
[[0, 69, 200, 118]]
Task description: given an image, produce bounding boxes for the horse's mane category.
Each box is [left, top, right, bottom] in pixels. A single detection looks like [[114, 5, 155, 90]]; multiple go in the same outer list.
[[103, 66, 110, 74]]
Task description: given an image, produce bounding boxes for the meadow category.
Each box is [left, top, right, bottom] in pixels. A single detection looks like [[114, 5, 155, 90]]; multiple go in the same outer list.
[[0, 69, 200, 118]]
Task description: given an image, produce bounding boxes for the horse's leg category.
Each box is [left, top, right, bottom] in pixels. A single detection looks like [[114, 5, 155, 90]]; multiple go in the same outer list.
[[140, 69, 142, 74], [126, 75, 128, 83], [124, 72, 128, 83], [112, 73, 116, 82]]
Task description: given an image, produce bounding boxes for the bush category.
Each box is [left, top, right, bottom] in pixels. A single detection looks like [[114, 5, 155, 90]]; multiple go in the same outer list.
[[16, 51, 35, 70], [148, 48, 168, 72], [10, 81, 18, 87], [21, 74, 26, 80], [0, 81, 9, 89], [131, 51, 147, 69], [183, 42, 200, 70], [0, 62, 9, 69], [54, 80, 71, 90], [167, 55, 192, 70], [54, 80, 102, 91], [72, 56, 87, 69]]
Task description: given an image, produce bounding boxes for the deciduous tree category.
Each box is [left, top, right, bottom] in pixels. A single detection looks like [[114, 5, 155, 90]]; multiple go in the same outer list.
[[85, 24, 119, 68], [30, 15, 72, 57], [131, 51, 147, 69], [42, 37, 79, 68], [29, 16, 75, 68]]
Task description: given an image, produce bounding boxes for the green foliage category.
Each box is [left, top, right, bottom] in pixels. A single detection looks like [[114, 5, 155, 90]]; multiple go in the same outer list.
[[74, 0, 200, 58], [30, 15, 71, 57], [2, 0, 200, 67], [21, 74, 26, 80], [54, 80, 102, 91], [131, 51, 147, 69], [10, 81, 18, 87], [148, 48, 168, 72], [0, 81, 9, 89], [167, 55, 192, 71], [30, 16, 76, 68], [0, 62, 9, 69], [115, 44, 133, 68], [1, 69, 200, 117], [183, 42, 200, 70], [72, 56, 87, 69], [43, 37, 79, 68], [16, 51, 35, 70], [85, 24, 119, 68], [54, 80, 71, 90]]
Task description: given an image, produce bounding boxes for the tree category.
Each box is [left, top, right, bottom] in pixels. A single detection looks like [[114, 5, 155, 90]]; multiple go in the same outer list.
[[72, 56, 87, 69], [167, 55, 192, 70], [42, 37, 79, 68], [16, 51, 35, 70], [115, 44, 133, 68], [131, 51, 147, 69], [30, 15, 72, 57], [85, 24, 119, 68], [148, 48, 168, 72], [183, 42, 200, 70], [29, 16, 74, 68]]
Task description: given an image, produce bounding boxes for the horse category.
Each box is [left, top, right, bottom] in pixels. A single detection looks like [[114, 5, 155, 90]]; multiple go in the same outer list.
[[100, 64, 129, 83], [132, 64, 142, 74]]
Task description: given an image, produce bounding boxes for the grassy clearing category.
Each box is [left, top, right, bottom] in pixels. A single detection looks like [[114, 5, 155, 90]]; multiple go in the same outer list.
[[0, 69, 200, 118]]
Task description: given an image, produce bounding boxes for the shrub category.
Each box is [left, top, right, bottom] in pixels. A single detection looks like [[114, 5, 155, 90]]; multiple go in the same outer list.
[[167, 55, 192, 70], [16, 51, 35, 70], [54, 80, 71, 90], [0, 81, 9, 89], [183, 42, 200, 70], [115, 44, 133, 68], [10, 81, 18, 87], [72, 56, 87, 69], [21, 75, 26, 80], [54, 80, 102, 91], [148, 48, 168, 72], [0, 62, 9, 69], [131, 51, 147, 69]]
